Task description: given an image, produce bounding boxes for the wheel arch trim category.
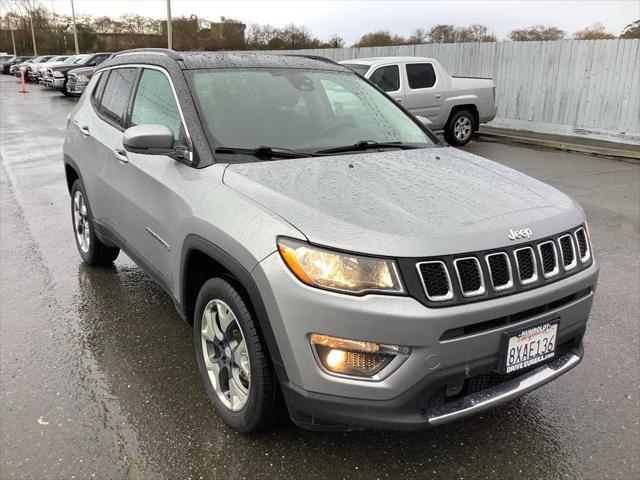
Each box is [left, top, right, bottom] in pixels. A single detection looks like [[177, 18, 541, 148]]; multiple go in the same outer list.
[[180, 234, 288, 381]]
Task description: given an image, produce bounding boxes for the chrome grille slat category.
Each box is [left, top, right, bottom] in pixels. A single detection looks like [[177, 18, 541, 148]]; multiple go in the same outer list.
[[574, 227, 591, 262], [537, 241, 560, 278], [486, 252, 513, 291], [514, 246, 538, 285], [416, 261, 453, 301], [558, 234, 577, 270], [454, 257, 485, 297]]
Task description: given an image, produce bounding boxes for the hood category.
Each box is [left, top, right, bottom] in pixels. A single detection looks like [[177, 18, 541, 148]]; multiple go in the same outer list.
[[223, 148, 584, 257], [69, 66, 95, 76]]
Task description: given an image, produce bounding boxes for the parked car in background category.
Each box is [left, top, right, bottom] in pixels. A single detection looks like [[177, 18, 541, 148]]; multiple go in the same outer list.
[[0, 54, 15, 64], [1, 56, 32, 74], [30, 55, 71, 82], [39, 55, 81, 84], [65, 65, 97, 96], [46, 52, 112, 95], [64, 49, 597, 433], [25, 55, 55, 81], [11, 58, 35, 77], [340, 56, 497, 146]]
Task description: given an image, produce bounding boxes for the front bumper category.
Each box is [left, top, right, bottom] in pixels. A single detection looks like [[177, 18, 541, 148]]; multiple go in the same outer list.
[[253, 252, 598, 430], [44, 77, 65, 88], [66, 82, 87, 95]]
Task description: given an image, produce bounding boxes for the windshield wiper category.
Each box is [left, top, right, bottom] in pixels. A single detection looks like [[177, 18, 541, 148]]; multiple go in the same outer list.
[[314, 140, 424, 155], [214, 145, 312, 159]]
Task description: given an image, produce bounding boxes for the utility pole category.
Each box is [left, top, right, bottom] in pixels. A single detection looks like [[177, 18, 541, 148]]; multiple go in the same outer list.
[[70, 0, 79, 54], [166, 0, 172, 49], [9, 20, 17, 56], [28, 6, 37, 56]]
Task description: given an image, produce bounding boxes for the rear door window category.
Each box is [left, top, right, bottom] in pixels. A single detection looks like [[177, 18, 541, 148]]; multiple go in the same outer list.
[[406, 63, 436, 89], [368, 65, 400, 92], [130, 68, 183, 141], [99, 67, 138, 128]]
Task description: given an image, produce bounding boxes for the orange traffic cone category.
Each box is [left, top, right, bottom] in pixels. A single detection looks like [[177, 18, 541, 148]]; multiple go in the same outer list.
[[19, 69, 28, 94]]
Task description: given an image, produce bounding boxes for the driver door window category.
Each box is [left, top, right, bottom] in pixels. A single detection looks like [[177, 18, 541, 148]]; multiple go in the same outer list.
[[131, 68, 183, 142]]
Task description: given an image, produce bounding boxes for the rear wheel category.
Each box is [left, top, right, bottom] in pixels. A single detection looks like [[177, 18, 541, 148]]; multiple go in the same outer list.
[[444, 110, 476, 146], [70, 179, 119, 266], [194, 277, 277, 432]]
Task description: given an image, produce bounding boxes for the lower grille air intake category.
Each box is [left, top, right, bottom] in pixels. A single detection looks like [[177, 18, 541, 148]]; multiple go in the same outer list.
[[417, 261, 453, 301], [454, 257, 485, 297]]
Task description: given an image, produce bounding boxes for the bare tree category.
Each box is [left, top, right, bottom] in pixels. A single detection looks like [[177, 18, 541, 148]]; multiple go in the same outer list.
[[355, 30, 405, 47], [620, 19, 640, 38], [325, 34, 345, 48], [407, 27, 427, 44], [573, 22, 616, 39], [508, 25, 566, 41], [428, 24, 458, 43]]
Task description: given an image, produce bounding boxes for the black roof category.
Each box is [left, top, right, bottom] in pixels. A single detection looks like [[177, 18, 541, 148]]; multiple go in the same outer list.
[[103, 48, 349, 72]]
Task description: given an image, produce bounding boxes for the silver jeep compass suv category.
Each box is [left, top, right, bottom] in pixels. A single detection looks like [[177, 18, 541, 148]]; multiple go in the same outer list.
[[63, 49, 598, 432]]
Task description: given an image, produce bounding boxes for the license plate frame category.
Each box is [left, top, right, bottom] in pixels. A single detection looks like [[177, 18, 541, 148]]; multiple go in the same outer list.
[[499, 320, 559, 374]]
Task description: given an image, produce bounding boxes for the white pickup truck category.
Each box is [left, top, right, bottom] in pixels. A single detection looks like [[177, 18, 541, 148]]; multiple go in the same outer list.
[[340, 56, 497, 146]]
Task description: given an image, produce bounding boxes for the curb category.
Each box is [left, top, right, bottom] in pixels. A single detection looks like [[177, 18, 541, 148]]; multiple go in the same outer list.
[[476, 131, 640, 162]]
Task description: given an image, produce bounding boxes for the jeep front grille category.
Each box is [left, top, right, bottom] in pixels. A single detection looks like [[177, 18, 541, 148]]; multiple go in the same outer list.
[[413, 225, 592, 306]]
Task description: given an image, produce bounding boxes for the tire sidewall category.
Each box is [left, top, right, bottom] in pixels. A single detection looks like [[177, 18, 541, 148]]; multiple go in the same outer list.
[[445, 110, 475, 146], [194, 278, 268, 432]]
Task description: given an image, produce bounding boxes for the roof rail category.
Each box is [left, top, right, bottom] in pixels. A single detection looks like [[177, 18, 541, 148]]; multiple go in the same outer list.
[[280, 54, 342, 67], [112, 48, 182, 61]]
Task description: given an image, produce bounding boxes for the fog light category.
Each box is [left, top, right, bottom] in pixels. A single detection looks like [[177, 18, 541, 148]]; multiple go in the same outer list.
[[310, 333, 409, 378]]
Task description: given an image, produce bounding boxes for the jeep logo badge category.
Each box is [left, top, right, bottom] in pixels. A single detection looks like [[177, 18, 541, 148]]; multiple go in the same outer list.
[[508, 228, 533, 240]]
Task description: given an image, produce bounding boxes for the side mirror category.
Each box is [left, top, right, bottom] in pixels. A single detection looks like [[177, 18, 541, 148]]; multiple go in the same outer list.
[[416, 115, 432, 126], [123, 124, 175, 155], [88, 61, 97, 67]]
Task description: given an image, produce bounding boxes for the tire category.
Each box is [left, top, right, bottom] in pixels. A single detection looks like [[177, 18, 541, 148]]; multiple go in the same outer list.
[[70, 179, 120, 266], [444, 109, 476, 146], [194, 277, 277, 432]]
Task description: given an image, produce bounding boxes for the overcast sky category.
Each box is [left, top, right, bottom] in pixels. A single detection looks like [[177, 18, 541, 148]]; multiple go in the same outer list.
[[46, 0, 638, 44]]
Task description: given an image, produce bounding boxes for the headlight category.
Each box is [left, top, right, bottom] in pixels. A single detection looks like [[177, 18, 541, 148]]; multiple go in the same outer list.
[[53, 71, 64, 78], [277, 237, 404, 294], [75, 74, 90, 82]]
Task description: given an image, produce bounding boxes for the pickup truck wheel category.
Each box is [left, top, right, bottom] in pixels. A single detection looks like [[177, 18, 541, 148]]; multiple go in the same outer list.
[[444, 110, 475, 146], [194, 277, 277, 432], [70, 179, 120, 266]]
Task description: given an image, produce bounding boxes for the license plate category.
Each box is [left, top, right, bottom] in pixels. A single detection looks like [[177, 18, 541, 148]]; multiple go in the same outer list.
[[503, 322, 558, 373]]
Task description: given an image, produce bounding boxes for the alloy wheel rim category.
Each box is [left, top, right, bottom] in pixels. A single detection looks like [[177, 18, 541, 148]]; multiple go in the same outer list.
[[73, 191, 90, 254], [200, 299, 251, 411], [453, 117, 472, 141]]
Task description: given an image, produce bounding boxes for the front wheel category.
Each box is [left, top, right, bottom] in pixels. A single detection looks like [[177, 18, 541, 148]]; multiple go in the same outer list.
[[444, 110, 476, 146], [194, 277, 277, 432]]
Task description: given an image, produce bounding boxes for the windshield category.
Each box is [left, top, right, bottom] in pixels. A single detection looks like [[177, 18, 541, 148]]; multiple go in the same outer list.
[[189, 68, 432, 152], [341, 63, 371, 76], [73, 55, 90, 64]]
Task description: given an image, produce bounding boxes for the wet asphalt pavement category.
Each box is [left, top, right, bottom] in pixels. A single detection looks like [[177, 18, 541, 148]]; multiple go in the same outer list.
[[1, 74, 639, 480]]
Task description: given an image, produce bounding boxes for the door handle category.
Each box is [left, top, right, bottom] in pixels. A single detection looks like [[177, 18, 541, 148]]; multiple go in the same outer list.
[[394, 98, 403, 103], [113, 149, 129, 163], [76, 122, 90, 136], [435, 94, 442, 99]]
